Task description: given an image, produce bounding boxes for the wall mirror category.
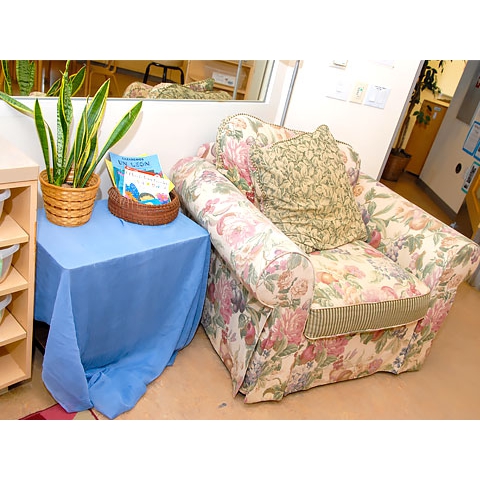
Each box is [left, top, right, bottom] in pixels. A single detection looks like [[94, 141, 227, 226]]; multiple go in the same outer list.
[[1, 60, 274, 101]]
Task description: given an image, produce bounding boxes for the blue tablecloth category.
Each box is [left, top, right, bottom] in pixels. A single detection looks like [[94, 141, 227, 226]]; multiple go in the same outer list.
[[34, 200, 210, 419]]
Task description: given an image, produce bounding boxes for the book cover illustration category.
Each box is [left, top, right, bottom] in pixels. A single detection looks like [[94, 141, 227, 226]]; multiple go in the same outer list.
[[109, 153, 162, 193], [107, 152, 175, 196], [123, 166, 171, 205]]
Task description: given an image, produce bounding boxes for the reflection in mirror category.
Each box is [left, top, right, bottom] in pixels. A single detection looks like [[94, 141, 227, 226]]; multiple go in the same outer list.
[[1, 60, 274, 101]]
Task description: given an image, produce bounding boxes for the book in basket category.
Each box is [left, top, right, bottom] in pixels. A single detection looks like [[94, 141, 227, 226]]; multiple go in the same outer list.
[[123, 166, 171, 205], [108, 153, 163, 193]]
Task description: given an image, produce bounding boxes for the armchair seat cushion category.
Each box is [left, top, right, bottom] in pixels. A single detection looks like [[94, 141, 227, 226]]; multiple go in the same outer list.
[[305, 240, 431, 338]]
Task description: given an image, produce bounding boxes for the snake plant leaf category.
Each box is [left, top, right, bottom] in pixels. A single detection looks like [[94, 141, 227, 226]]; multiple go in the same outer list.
[[0, 91, 34, 117], [55, 68, 74, 185], [70, 79, 110, 186], [33, 100, 56, 183], [79, 100, 142, 187], [1, 60, 12, 95], [70, 65, 86, 96], [96, 101, 143, 165], [47, 64, 86, 97], [76, 134, 99, 187], [16, 60, 35, 96]]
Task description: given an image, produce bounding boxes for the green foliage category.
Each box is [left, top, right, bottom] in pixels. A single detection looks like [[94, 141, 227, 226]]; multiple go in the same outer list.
[[413, 110, 431, 125], [15, 61, 35, 96], [1, 60, 86, 97], [0, 60, 142, 187], [46, 64, 86, 97], [1, 60, 35, 95], [1, 60, 12, 94]]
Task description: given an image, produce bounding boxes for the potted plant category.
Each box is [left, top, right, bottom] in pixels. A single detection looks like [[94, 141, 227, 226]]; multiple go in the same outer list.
[[0, 60, 142, 226], [382, 60, 443, 181]]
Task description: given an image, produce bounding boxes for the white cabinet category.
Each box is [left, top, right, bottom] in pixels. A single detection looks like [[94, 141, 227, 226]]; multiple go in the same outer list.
[[0, 137, 38, 392]]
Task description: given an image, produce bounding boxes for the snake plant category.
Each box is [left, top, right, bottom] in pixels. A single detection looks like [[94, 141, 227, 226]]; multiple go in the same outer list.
[[1, 60, 86, 97], [2, 60, 35, 95], [0, 60, 142, 187]]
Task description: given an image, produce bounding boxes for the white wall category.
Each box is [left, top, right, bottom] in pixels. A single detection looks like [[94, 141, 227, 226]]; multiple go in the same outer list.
[[0, 59, 420, 202], [282, 60, 421, 178], [420, 60, 480, 213]]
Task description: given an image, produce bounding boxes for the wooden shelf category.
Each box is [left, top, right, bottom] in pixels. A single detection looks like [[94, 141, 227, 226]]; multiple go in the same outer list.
[[0, 348, 28, 390], [185, 60, 255, 100], [0, 135, 38, 393], [0, 266, 28, 295], [0, 312, 26, 347], [0, 215, 29, 247]]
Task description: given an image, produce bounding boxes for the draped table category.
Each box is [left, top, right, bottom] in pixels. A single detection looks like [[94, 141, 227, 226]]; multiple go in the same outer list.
[[34, 200, 210, 419]]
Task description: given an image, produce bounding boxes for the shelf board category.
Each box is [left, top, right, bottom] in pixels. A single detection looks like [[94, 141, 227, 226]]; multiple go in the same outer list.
[[0, 350, 27, 390], [0, 137, 39, 183], [0, 311, 26, 347], [0, 214, 29, 247], [0, 266, 28, 295]]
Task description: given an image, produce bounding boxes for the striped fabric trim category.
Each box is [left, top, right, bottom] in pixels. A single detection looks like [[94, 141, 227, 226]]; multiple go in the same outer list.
[[304, 293, 431, 339]]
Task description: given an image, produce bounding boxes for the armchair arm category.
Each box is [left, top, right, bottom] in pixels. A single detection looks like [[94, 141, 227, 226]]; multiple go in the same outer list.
[[170, 157, 315, 308], [354, 173, 480, 298]]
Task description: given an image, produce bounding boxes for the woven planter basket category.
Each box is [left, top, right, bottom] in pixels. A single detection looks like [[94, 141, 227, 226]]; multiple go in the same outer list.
[[107, 186, 180, 225], [39, 169, 101, 227]]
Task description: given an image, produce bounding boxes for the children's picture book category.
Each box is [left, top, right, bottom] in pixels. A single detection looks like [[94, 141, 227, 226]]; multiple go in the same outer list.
[[107, 152, 175, 195], [109, 153, 163, 193], [123, 166, 171, 205]]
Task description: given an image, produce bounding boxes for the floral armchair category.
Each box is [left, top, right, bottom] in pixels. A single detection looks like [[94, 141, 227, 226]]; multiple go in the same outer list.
[[170, 114, 480, 403], [122, 77, 232, 100]]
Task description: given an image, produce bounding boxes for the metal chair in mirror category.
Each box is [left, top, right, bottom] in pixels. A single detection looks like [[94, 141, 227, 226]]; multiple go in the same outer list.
[[143, 62, 185, 85]]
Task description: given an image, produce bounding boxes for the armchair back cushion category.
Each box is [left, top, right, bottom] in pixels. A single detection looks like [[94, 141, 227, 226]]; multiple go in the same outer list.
[[215, 114, 361, 203], [249, 125, 367, 253], [123, 78, 232, 100]]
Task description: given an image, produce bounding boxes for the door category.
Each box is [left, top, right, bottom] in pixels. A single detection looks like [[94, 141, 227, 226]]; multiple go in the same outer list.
[[465, 163, 480, 239], [405, 100, 448, 175]]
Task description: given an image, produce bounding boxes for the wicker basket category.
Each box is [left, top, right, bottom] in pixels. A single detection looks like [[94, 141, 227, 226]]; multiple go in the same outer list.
[[107, 186, 180, 225], [39, 169, 100, 227]]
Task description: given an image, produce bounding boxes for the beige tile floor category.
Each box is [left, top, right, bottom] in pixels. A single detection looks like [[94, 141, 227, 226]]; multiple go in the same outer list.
[[0, 170, 479, 421]]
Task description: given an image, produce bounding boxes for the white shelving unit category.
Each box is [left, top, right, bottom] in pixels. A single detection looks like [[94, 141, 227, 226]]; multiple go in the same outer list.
[[0, 137, 38, 393]]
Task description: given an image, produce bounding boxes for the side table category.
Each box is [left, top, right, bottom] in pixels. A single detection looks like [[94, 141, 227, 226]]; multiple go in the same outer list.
[[34, 200, 210, 419]]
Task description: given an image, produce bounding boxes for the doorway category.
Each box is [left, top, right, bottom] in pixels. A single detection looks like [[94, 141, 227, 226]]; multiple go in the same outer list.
[[399, 61, 465, 178], [384, 61, 479, 236]]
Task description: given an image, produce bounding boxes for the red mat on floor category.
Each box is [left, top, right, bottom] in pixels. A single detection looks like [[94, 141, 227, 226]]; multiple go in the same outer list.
[[20, 403, 98, 420]]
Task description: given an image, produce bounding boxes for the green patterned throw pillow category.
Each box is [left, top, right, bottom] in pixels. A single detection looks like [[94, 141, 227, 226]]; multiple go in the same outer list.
[[249, 125, 367, 253]]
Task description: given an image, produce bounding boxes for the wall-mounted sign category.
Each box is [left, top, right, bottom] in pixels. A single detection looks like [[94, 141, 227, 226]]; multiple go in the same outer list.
[[463, 120, 480, 155], [462, 160, 480, 194]]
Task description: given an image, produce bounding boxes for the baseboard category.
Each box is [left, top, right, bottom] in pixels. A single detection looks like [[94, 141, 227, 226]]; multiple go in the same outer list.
[[415, 176, 458, 220]]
